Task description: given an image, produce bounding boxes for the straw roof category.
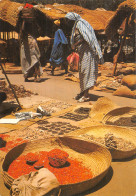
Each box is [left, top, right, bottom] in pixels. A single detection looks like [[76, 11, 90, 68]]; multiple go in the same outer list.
[[0, 0, 23, 27], [105, 0, 136, 39], [39, 4, 115, 31], [0, 0, 114, 34]]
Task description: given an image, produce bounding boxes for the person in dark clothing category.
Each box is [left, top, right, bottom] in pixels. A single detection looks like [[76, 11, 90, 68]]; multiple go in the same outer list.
[[49, 20, 69, 76]]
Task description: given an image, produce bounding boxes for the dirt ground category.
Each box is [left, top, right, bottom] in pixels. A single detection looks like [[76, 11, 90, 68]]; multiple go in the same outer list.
[[0, 68, 136, 196]]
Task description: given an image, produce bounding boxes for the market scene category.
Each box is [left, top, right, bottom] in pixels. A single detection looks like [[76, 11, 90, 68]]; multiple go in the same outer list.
[[0, 0, 136, 195]]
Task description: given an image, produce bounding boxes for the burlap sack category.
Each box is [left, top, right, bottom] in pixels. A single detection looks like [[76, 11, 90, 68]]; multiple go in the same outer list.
[[10, 168, 60, 196], [113, 86, 136, 98], [122, 75, 136, 90]]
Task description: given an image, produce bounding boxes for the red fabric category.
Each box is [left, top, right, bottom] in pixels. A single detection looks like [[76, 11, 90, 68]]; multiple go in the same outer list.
[[67, 52, 79, 71], [24, 3, 33, 8]]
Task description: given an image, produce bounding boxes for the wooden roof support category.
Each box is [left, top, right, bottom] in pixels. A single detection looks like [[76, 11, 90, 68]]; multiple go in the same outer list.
[[112, 13, 131, 76]]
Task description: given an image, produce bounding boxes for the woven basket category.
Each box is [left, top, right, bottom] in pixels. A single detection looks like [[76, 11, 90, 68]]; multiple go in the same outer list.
[[102, 107, 136, 128], [2, 137, 111, 196], [69, 125, 136, 159], [66, 125, 136, 160]]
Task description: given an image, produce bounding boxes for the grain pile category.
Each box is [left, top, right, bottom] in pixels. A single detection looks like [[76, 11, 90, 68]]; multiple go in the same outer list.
[[0, 80, 36, 100]]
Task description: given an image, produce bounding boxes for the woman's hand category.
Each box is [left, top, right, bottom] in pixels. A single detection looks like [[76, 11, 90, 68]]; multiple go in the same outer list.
[[71, 45, 75, 50]]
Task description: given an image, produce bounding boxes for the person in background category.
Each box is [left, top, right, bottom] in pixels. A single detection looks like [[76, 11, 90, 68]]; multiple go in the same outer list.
[[49, 20, 69, 76], [65, 12, 104, 102], [19, 3, 43, 82]]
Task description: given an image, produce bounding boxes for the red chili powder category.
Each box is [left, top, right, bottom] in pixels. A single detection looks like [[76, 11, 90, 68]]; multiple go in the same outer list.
[[8, 150, 93, 184], [0, 134, 27, 152]]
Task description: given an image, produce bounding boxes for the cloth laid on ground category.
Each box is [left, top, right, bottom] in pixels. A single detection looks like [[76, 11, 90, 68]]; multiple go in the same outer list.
[[10, 168, 60, 196], [49, 29, 68, 66], [65, 12, 103, 92], [67, 52, 79, 71], [20, 35, 43, 79]]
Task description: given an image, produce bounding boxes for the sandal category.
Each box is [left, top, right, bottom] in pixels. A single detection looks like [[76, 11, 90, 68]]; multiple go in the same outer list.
[[34, 78, 41, 82], [74, 92, 84, 100], [25, 78, 29, 82], [78, 96, 90, 103]]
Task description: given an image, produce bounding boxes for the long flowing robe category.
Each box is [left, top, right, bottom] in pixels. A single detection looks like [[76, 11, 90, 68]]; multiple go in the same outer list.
[[49, 29, 68, 66], [65, 12, 103, 92], [20, 34, 43, 79]]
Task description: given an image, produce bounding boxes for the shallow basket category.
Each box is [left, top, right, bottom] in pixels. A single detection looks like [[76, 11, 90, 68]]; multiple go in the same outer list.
[[102, 107, 136, 128], [2, 136, 111, 196], [66, 125, 136, 160]]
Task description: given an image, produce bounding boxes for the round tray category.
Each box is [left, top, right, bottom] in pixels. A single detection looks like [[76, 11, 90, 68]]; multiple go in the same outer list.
[[66, 125, 136, 160], [2, 136, 111, 196], [102, 107, 136, 128]]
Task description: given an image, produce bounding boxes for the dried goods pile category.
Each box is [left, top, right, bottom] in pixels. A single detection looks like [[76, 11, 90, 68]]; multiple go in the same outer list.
[[0, 81, 36, 100], [106, 115, 136, 127], [41, 100, 71, 114], [8, 150, 93, 184], [0, 134, 27, 152], [8, 121, 79, 141], [80, 133, 135, 151]]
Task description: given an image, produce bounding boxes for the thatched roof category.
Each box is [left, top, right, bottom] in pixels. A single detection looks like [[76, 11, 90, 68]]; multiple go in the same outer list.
[[105, 0, 136, 39], [39, 4, 114, 31], [0, 0, 23, 28], [0, 0, 114, 35]]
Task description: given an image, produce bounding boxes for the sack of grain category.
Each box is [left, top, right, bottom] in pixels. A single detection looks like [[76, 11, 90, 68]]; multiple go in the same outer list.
[[10, 168, 60, 196], [113, 86, 136, 98], [122, 75, 136, 90]]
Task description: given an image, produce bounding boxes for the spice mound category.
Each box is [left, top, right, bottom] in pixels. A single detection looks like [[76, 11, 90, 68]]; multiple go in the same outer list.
[[106, 115, 136, 127], [80, 133, 135, 151], [47, 149, 69, 167], [25, 152, 38, 165], [8, 150, 93, 184]]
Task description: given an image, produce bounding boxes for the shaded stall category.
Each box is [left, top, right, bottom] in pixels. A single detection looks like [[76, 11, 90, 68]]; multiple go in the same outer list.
[[105, 0, 136, 75], [0, 0, 115, 65]]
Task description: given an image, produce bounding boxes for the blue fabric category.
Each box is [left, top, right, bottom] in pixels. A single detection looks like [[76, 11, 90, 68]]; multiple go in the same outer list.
[[49, 29, 68, 65]]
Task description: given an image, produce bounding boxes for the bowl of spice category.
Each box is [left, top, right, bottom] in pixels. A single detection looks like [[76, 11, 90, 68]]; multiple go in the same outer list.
[[47, 148, 69, 167], [25, 152, 38, 165]]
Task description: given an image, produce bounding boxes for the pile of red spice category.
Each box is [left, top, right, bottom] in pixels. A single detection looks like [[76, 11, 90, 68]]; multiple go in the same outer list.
[[0, 134, 27, 152], [47, 148, 69, 167], [8, 150, 93, 184]]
